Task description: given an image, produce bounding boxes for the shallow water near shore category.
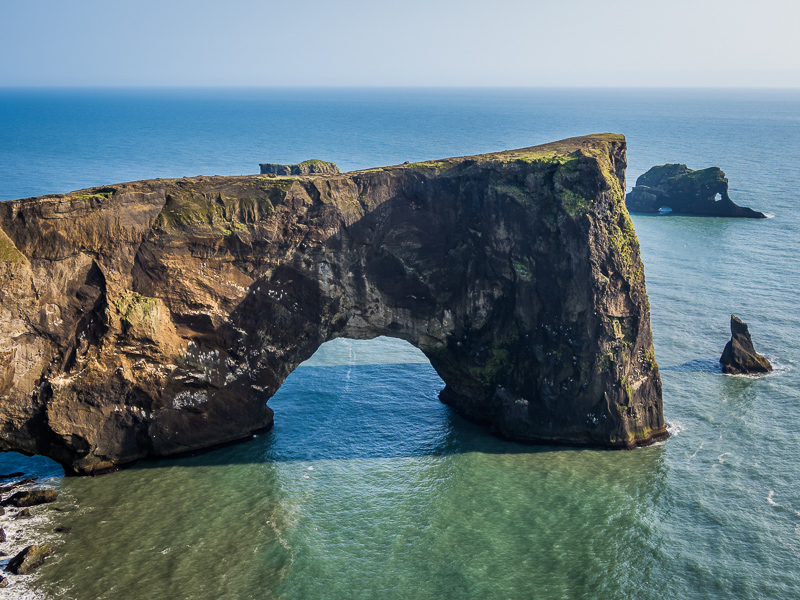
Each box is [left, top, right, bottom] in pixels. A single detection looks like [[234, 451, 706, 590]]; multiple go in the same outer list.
[[1, 88, 799, 599]]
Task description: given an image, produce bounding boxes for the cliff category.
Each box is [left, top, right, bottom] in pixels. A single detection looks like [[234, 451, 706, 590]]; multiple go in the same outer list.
[[626, 164, 767, 218], [0, 134, 666, 474]]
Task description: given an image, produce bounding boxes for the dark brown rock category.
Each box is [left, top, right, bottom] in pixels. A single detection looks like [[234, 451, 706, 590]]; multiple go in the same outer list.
[[720, 315, 773, 375], [626, 164, 767, 218], [0, 576, 7, 588], [5, 544, 53, 575], [0, 528, 5, 542], [0, 134, 665, 474], [3, 489, 58, 507], [15, 508, 31, 518], [259, 159, 339, 176]]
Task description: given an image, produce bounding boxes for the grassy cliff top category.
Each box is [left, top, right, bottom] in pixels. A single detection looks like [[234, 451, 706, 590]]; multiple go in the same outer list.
[[347, 133, 624, 175], [465, 133, 625, 164], [5, 134, 625, 206]]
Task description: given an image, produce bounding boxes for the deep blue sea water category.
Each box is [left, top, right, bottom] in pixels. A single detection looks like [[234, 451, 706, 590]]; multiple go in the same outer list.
[[0, 88, 798, 599]]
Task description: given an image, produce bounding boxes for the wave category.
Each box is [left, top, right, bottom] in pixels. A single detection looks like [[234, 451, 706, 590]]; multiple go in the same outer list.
[[767, 490, 800, 517]]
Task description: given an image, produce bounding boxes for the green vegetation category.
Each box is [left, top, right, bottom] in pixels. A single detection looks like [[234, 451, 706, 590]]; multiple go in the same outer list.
[[621, 376, 633, 404], [635, 164, 727, 190], [610, 316, 634, 345], [0, 235, 24, 263], [73, 192, 112, 200], [512, 257, 533, 281], [153, 183, 287, 234], [297, 159, 332, 168], [406, 161, 449, 173], [560, 189, 591, 216], [643, 348, 658, 370], [477, 133, 624, 164], [72, 187, 115, 200], [600, 350, 616, 372], [607, 208, 643, 283], [110, 293, 160, 330], [495, 184, 530, 205]]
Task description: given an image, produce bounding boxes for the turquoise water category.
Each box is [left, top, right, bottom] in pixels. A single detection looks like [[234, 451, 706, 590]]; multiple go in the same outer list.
[[0, 89, 798, 599]]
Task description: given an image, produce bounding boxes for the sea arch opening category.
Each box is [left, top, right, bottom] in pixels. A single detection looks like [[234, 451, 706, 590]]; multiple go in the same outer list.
[[265, 336, 463, 462]]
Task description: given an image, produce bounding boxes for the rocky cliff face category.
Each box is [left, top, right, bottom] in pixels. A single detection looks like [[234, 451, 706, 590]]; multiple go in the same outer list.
[[626, 164, 767, 218], [0, 134, 666, 474]]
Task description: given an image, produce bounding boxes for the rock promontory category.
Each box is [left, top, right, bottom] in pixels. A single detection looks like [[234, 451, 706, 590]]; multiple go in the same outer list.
[[259, 159, 339, 176], [720, 315, 773, 375], [626, 164, 767, 218], [0, 134, 665, 474]]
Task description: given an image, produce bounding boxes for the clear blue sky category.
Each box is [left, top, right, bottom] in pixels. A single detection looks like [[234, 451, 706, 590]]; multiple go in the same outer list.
[[2, 0, 798, 87]]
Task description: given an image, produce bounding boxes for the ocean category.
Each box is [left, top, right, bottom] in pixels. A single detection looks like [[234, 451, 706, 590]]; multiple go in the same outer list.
[[0, 88, 798, 599]]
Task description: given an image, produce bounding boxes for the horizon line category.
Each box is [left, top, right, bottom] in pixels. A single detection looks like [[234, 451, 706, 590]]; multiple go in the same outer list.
[[2, 84, 800, 91]]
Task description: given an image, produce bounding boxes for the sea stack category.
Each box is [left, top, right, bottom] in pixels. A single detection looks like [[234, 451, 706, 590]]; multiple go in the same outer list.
[[626, 164, 767, 218], [720, 315, 773, 375]]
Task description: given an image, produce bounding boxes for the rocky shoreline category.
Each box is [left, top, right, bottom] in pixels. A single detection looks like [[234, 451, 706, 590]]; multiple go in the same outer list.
[[0, 472, 65, 596]]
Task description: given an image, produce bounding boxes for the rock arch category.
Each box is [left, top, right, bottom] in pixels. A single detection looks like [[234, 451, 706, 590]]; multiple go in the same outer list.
[[0, 134, 666, 474]]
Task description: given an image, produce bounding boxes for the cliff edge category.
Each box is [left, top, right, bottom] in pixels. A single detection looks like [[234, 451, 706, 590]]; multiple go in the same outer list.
[[0, 134, 666, 474]]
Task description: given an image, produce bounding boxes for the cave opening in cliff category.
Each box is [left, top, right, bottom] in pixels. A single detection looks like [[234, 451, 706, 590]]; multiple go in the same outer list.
[[264, 336, 459, 460]]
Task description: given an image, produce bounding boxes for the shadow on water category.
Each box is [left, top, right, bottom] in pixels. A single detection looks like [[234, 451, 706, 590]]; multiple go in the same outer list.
[[661, 357, 722, 373]]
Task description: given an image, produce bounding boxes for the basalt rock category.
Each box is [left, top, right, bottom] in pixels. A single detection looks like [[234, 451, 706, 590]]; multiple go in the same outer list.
[[720, 315, 773, 375], [2, 489, 58, 507], [5, 544, 53, 575], [626, 164, 767, 218], [0, 134, 665, 474], [259, 159, 340, 176]]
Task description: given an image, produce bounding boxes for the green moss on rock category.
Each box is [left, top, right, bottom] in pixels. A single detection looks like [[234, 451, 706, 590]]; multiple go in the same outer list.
[[5, 544, 53, 575], [110, 293, 160, 330], [0, 235, 24, 263]]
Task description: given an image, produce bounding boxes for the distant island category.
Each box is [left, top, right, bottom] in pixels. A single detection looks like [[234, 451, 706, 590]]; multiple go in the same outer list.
[[626, 164, 767, 218]]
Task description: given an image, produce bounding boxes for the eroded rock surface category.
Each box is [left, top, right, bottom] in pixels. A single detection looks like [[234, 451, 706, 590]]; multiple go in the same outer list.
[[0, 134, 665, 474], [626, 164, 767, 217], [5, 544, 52, 575], [259, 159, 340, 176], [720, 315, 773, 375], [2, 489, 58, 507]]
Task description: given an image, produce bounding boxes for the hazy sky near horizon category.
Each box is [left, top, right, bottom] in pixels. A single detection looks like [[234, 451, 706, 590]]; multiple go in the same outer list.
[[2, 0, 798, 87]]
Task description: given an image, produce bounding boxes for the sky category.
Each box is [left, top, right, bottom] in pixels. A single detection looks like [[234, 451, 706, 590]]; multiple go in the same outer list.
[[1, 0, 799, 87]]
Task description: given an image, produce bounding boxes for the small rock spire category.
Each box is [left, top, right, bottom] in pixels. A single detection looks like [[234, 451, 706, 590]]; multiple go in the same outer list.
[[719, 315, 773, 375]]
